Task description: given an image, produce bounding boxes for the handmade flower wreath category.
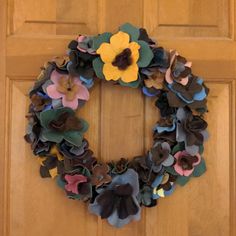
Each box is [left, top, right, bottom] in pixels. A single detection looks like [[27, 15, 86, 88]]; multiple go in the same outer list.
[[24, 23, 209, 228]]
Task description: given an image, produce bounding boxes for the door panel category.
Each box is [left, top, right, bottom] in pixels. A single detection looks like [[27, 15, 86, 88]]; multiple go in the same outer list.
[[1, 0, 236, 236]]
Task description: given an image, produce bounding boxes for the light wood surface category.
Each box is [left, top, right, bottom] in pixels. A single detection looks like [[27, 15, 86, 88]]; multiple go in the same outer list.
[[0, 0, 236, 235]]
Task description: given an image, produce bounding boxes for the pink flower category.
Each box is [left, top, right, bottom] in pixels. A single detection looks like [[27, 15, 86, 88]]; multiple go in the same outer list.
[[174, 151, 201, 176], [46, 70, 89, 110], [64, 174, 87, 194]]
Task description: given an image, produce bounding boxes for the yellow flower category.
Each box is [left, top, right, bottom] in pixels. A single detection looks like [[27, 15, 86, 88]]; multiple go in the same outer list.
[[97, 31, 140, 83]]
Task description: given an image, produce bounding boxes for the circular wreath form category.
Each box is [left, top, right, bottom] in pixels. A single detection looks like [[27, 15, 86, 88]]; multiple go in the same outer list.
[[24, 23, 209, 228]]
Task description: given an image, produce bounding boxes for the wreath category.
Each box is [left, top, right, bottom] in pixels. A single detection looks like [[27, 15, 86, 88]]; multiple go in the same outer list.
[[24, 23, 209, 228]]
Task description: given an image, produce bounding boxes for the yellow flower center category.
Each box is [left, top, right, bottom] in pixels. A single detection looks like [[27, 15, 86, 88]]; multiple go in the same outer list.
[[112, 48, 133, 70]]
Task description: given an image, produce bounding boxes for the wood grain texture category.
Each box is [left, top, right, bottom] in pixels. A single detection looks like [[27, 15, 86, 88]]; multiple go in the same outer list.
[[0, 0, 7, 235], [1, 0, 236, 235], [144, 0, 230, 37]]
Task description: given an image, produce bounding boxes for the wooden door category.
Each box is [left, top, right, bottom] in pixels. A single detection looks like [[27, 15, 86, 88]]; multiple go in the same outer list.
[[0, 0, 235, 235]]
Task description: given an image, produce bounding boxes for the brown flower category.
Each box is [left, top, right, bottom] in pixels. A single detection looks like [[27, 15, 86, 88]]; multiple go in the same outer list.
[[49, 112, 83, 132], [171, 76, 202, 101], [157, 116, 173, 127], [144, 69, 164, 89], [109, 158, 129, 174], [165, 51, 192, 85], [129, 156, 156, 184], [91, 163, 112, 188], [182, 111, 208, 146], [153, 130, 176, 146], [64, 149, 97, 172], [30, 94, 51, 112]]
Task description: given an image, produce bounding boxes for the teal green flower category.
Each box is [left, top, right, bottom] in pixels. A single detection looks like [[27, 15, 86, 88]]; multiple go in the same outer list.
[[40, 107, 88, 147]]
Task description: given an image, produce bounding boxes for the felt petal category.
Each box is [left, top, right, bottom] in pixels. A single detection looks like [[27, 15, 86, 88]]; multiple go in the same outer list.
[[46, 85, 63, 99], [97, 43, 116, 63], [179, 76, 189, 86], [41, 129, 63, 143], [78, 118, 89, 133], [76, 85, 90, 101], [42, 80, 53, 94], [119, 77, 141, 88], [157, 188, 165, 197], [192, 159, 206, 177], [107, 199, 141, 228], [62, 96, 79, 110], [119, 23, 140, 41], [109, 169, 139, 196], [165, 68, 173, 84], [110, 31, 130, 54], [142, 87, 158, 97], [65, 174, 87, 194], [121, 63, 139, 83], [103, 63, 122, 81], [151, 175, 163, 188], [152, 164, 163, 173], [185, 61, 192, 67], [176, 175, 191, 186], [174, 151, 182, 160], [40, 107, 74, 128], [137, 40, 154, 68], [201, 130, 209, 141], [64, 131, 83, 147], [183, 168, 194, 177], [176, 107, 187, 121], [193, 87, 206, 101], [194, 153, 201, 166], [161, 142, 171, 152], [93, 57, 104, 79], [129, 42, 140, 63], [176, 124, 186, 142], [174, 163, 184, 176], [154, 123, 176, 133], [92, 32, 112, 51], [117, 196, 139, 219], [162, 154, 175, 167], [185, 144, 199, 156], [50, 70, 61, 84], [164, 185, 175, 196]]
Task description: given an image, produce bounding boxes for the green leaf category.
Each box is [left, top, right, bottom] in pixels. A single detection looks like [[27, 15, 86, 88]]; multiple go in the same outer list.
[[192, 159, 207, 177], [119, 23, 140, 41], [41, 129, 63, 143], [176, 175, 191, 186], [172, 142, 185, 155], [118, 75, 141, 88], [92, 57, 104, 79], [79, 118, 89, 133], [92, 32, 112, 51], [199, 145, 204, 155], [64, 131, 83, 147], [165, 166, 178, 176], [56, 175, 66, 189], [40, 107, 74, 129], [136, 40, 154, 67]]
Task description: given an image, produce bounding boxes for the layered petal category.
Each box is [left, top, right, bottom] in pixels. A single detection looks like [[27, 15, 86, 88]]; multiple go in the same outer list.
[[97, 43, 116, 63], [110, 31, 130, 54], [103, 63, 122, 81], [121, 63, 139, 83]]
